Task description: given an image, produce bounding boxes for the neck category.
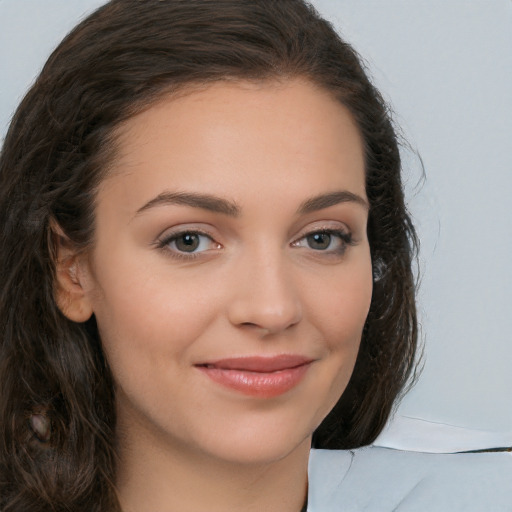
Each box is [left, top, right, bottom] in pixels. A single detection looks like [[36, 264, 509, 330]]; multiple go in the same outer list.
[[115, 421, 310, 512]]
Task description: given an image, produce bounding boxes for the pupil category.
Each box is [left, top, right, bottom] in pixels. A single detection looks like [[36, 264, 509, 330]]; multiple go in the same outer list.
[[308, 233, 331, 250], [176, 233, 199, 252]]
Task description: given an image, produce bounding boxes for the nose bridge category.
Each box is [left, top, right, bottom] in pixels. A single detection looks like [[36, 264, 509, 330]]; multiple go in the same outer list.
[[227, 242, 302, 333]]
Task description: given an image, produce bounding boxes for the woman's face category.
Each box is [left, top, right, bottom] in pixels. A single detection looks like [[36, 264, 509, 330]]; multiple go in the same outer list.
[[74, 79, 372, 465]]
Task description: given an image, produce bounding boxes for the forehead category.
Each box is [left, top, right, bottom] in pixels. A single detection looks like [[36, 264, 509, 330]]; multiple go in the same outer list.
[[100, 79, 366, 212]]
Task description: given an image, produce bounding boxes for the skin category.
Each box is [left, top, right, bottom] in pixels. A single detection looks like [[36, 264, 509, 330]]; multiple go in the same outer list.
[[56, 79, 373, 512]]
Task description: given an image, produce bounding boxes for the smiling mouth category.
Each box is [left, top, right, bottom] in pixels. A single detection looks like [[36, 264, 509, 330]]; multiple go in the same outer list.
[[195, 355, 314, 398]]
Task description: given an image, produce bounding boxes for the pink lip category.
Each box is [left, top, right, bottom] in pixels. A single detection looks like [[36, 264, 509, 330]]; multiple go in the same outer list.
[[195, 355, 314, 398]]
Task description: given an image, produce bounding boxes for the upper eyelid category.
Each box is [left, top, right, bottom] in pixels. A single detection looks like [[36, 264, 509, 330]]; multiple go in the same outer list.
[[153, 220, 355, 245], [157, 225, 217, 242], [162, 230, 213, 243], [292, 222, 352, 240], [293, 228, 353, 245], [158, 226, 350, 243]]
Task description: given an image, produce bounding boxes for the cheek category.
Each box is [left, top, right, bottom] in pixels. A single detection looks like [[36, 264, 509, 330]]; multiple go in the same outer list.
[[88, 258, 220, 379], [312, 255, 373, 352], [298, 254, 373, 429]]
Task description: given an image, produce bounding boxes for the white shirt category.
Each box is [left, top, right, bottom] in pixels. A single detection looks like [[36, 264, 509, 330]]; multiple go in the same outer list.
[[307, 446, 512, 511]]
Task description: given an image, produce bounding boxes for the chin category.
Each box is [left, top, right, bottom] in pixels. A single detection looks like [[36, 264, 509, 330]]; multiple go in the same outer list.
[[182, 410, 319, 467], [203, 431, 312, 467]]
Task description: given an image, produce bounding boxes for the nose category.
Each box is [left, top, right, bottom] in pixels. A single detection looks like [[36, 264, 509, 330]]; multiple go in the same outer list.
[[226, 249, 303, 336]]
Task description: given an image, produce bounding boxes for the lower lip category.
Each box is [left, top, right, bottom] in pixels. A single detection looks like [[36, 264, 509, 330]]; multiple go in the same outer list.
[[197, 364, 311, 398]]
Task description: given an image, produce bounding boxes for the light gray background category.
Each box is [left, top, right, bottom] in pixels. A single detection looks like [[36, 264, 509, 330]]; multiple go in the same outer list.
[[1, 0, 511, 449]]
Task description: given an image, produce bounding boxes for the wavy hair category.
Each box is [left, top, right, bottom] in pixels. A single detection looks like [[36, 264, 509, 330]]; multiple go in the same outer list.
[[0, 0, 418, 509]]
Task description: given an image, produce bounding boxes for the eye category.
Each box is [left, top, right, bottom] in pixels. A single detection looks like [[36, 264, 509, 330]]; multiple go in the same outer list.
[[306, 232, 334, 250], [158, 230, 220, 257], [172, 233, 205, 253], [292, 229, 353, 255]]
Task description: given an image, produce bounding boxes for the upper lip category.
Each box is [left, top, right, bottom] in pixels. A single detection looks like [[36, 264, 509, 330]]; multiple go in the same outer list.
[[196, 355, 315, 373]]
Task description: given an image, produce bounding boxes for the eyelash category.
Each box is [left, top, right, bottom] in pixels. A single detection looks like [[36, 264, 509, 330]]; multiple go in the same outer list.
[[292, 228, 354, 257], [156, 227, 354, 261], [156, 229, 219, 261]]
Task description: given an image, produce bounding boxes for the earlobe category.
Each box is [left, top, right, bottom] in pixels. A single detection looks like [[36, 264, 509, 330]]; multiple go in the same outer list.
[[53, 227, 94, 323]]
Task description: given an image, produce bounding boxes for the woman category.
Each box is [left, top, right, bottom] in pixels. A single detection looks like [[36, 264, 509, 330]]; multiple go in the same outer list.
[[0, 1, 418, 510]]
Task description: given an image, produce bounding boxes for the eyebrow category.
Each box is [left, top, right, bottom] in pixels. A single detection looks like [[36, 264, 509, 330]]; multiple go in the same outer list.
[[135, 189, 368, 217], [135, 191, 241, 217], [297, 190, 369, 214]]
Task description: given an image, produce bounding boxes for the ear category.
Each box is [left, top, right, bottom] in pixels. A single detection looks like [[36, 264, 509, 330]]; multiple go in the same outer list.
[[52, 225, 94, 323]]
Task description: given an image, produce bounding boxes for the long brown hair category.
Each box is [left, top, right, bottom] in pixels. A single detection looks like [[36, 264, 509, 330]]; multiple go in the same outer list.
[[0, 1, 418, 510]]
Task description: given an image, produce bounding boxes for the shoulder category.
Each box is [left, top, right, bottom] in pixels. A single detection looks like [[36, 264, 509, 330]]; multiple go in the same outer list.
[[308, 446, 512, 512]]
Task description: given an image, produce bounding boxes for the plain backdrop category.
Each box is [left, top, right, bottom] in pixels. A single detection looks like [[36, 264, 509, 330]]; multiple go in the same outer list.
[[1, 0, 511, 451]]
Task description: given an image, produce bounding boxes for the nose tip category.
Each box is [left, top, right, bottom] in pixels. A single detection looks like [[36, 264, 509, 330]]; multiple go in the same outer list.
[[227, 261, 303, 336], [230, 303, 303, 336], [237, 303, 302, 336]]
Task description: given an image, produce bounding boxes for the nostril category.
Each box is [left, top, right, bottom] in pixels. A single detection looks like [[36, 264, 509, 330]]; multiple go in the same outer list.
[[240, 323, 271, 337]]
